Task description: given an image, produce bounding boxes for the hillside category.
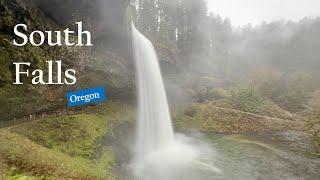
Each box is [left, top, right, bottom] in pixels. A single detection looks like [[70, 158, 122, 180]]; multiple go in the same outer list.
[[0, 102, 134, 179], [174, 102, 302, 134]]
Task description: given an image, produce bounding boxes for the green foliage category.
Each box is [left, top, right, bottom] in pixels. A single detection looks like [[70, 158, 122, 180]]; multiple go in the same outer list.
[[0, 0, 121, 120], [4, 169, 52, 180], [257, 71, 317, 112], [11, 102, 134, 158], [184, 105, 198, 117], [173, 102, 298, 133], [306, 112, 320, 157], [0, 48, 73, 119], [12, 114, 105, 158], [190, 84, 293, 120], [304, 91, 320, 157], [0, 102, 134, 179], [0, 2, 58, 119], [173, 105, 199, 130], [195, 87, 236, 102], [235, 96, 264, 114], [0, 129, 116, 179], [230, 90, 292, 120]]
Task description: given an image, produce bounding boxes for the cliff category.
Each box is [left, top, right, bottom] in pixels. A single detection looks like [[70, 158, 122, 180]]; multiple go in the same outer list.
[[0, 0, 133, 119]]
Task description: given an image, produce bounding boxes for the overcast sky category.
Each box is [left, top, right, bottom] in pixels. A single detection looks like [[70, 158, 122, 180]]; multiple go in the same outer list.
[[207, 0, 320, 27]]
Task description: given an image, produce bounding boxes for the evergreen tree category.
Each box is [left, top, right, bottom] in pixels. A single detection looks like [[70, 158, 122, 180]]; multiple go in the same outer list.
[[137, 0, 159, 35]]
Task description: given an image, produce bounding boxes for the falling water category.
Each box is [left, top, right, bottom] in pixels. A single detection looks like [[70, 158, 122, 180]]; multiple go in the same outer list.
[[131, 23, 219, 180], [132, 23, 175, 159]]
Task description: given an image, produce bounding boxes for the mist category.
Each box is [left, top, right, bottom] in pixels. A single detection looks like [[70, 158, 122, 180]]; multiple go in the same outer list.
[[129, 0, 320, 109]]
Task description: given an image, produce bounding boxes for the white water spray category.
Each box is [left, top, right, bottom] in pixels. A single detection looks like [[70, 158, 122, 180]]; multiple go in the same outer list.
[[131, 23, 219, 180], [132, 23, 175, 159]]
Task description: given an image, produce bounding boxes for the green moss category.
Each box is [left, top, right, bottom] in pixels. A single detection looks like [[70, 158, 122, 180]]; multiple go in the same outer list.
[[12, 114, 107, 158], [0, 102, 134, 179], [0, 0, 97, 119], [4, 169, 52, 180], [5, 174, 41, 180], [0, 129, 116, 179], [210, 90, 293, 120], [173, 102, 298, 133]]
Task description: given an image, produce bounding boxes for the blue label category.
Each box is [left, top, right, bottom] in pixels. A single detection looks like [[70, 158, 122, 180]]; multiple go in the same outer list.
[[66, 86, 107, 107]]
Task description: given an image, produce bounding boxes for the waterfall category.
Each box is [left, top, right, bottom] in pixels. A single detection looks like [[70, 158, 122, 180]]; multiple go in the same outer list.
[[130, 23, 218, 180], [132, 23, 175, 160]]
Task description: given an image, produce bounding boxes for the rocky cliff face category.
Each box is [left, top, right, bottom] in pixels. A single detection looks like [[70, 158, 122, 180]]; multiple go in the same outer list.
[[0, 0, 133, 119]]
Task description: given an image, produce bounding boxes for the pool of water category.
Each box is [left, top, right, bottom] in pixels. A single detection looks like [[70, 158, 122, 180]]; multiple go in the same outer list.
[[197, 132, 320, 180], [123, 131, 320, 180]]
